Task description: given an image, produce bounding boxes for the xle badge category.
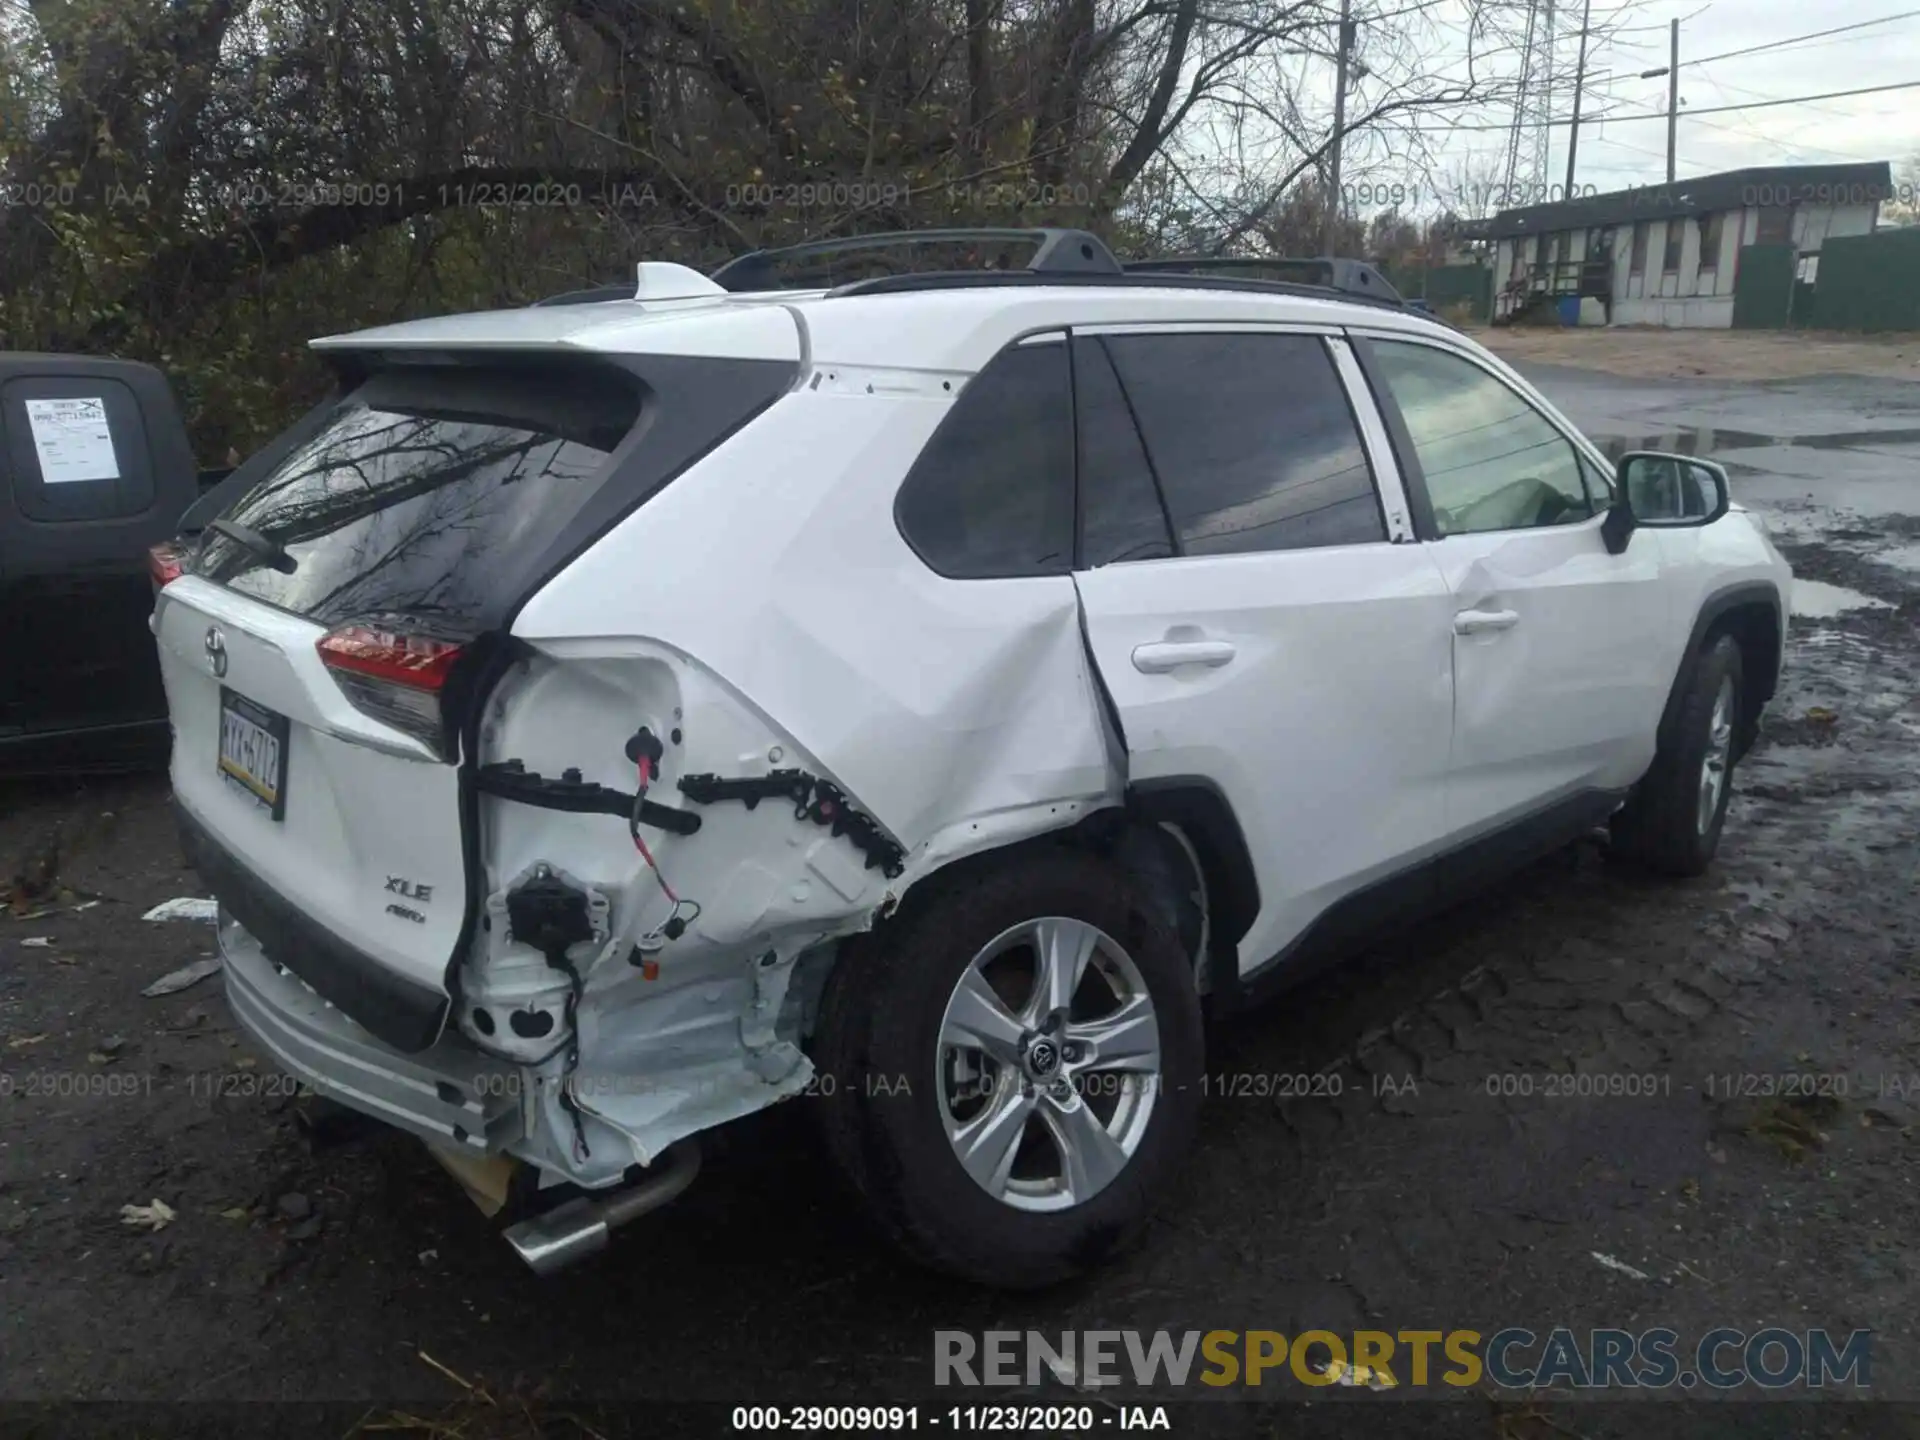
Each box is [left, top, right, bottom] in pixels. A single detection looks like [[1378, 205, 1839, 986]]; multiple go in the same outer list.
[[385, 876, 432, 924]]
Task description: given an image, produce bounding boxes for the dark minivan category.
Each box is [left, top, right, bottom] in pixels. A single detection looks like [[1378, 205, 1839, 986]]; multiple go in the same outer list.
[[0, 353, 201, 774]]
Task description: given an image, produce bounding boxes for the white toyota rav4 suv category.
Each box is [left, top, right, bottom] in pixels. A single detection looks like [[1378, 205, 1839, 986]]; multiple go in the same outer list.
[[154, 229, 1790, 1288]]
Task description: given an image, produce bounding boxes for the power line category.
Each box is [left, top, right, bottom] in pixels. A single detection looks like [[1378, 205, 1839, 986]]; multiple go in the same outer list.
[[1681, 71, 1879, 163], [1396, 77, 1920, 132], [1532, 6, 1918, 185], [1575, 8, 1920, 95], [1577, 132, 1678, 163], [1680, 9, 1920, 69], [1694, 71, 1854, 126], [1684, 113, 1883, 165], [1632, 78, 1920, 119]]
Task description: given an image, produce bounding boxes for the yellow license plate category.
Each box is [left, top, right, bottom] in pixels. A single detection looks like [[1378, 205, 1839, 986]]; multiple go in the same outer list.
[[218, 688, 290, 819]]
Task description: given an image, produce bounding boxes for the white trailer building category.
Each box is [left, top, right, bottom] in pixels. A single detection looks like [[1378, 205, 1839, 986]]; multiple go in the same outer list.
[[1489, 162, 1892, 328]]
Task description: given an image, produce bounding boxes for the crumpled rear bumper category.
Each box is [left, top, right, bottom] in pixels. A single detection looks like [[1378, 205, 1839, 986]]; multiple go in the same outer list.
[[219, 910, 521, 1155], [176, 800, 451, 1052]]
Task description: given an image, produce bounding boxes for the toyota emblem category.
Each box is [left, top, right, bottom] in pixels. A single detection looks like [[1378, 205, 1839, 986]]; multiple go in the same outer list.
[[204, 626, 228, 679]]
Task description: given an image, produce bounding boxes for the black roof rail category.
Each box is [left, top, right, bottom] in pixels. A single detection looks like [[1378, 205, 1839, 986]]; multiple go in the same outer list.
[[1124, 255, 1405, 305], [710, 227, 1122, 292], [530, 283, 641, 307], [828, 268, 1413, 311], [527, 238, 1418, 313]]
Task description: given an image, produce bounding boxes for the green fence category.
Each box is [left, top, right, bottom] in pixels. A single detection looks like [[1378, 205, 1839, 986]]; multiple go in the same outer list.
[[1731, 244, 1795, 329], [1790, 280, 1817, 329], [1384, 263, 1492, 321], [1807, 228, 1920, 332]]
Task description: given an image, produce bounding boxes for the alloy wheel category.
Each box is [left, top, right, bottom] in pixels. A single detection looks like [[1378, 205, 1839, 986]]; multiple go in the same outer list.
[[1698, 675, 1735, 835], [935, 916, 1162, 1212]]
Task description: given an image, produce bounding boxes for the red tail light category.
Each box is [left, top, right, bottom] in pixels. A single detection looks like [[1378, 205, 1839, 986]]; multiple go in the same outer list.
[[148, 541, 187, 588], [316, 624, 466, 758]]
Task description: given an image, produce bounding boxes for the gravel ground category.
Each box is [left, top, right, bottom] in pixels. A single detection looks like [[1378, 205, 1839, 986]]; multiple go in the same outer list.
[[2, 353, 1918, 1439], [1481, 327, 1920, 383]]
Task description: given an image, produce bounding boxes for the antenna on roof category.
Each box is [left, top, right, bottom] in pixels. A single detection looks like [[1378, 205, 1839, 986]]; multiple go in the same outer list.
[[529, 264, 728, 307], [633, 262, 728, 301]]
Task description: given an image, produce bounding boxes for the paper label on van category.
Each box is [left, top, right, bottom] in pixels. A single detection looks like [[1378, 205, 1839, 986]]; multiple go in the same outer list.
[[24, 397, 120, 484]]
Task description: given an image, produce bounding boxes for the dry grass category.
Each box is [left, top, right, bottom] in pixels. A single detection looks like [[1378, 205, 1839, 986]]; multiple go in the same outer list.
[[1476, 326, 1920, 382], [339, 1353, 619, 1440], [348, 1403, 614, 1440]]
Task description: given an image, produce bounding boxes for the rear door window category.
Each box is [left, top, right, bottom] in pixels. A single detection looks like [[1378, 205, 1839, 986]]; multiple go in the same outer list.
[[894, 341, 1074, 578], [194, 364, 641, 630], [1100, 332, 1386, 556]]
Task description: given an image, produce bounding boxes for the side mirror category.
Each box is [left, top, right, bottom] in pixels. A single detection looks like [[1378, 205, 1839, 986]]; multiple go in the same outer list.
[[1603, 451, 1731, 555]]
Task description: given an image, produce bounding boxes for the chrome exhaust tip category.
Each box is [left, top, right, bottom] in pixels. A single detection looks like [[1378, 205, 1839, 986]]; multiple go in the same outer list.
[[502, 1140, 701, 1275]]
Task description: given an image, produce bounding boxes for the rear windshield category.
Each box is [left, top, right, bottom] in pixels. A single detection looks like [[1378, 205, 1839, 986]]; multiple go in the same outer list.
[[194, 363, 641, 630]]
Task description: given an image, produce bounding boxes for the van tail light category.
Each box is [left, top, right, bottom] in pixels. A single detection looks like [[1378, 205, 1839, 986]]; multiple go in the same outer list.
[[316, 623, 466, 759], [148, 541, 187, 589]]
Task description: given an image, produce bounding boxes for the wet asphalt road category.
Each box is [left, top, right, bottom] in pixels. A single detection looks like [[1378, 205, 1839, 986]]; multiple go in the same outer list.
[[1, 357, 1918, 1438], [1535, 360, 1920, 550]]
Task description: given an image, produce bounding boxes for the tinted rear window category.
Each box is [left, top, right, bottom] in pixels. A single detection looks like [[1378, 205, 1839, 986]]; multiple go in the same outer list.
[[194, 364, 641, 629], [893, 341, 1074, 579]]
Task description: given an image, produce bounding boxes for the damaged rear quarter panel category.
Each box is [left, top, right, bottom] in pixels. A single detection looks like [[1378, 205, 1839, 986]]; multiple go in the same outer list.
[[468, 641, 878, 1177], [509, 382, 1118, 859], [483, 384, 1118, 1170]]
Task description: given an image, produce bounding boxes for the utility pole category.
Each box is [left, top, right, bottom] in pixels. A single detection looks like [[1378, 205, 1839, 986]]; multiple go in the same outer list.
[[1323, 0, 1355, 256], [1666, 18, 1680, 183], [1563, 0, 1592, 194], [1638, 21, 1680, 181]]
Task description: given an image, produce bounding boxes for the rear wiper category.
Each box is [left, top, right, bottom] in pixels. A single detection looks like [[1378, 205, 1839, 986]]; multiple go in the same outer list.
[[209, 517, 298, 574]]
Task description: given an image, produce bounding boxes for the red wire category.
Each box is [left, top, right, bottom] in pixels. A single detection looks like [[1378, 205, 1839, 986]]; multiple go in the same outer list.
[[632, 757, 679, 904]]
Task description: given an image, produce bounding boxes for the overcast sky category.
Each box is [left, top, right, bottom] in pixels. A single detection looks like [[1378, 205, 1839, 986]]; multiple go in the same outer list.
[[1442, 0, 1920, 199]]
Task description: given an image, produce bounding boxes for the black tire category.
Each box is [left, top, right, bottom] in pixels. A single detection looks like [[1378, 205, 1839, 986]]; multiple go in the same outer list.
[[1610, 633, 1744, 877], [811, 845, 1204, 1288]]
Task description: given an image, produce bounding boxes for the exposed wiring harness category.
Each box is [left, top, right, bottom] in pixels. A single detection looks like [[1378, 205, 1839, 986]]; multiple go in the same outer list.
[[553, 959, 592, 1163], [502, 867, 599, 1165], [630, 751, 701, 952]]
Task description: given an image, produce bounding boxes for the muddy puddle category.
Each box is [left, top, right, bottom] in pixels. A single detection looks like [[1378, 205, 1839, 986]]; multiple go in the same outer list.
[[1793, 578, 1896, 617]]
